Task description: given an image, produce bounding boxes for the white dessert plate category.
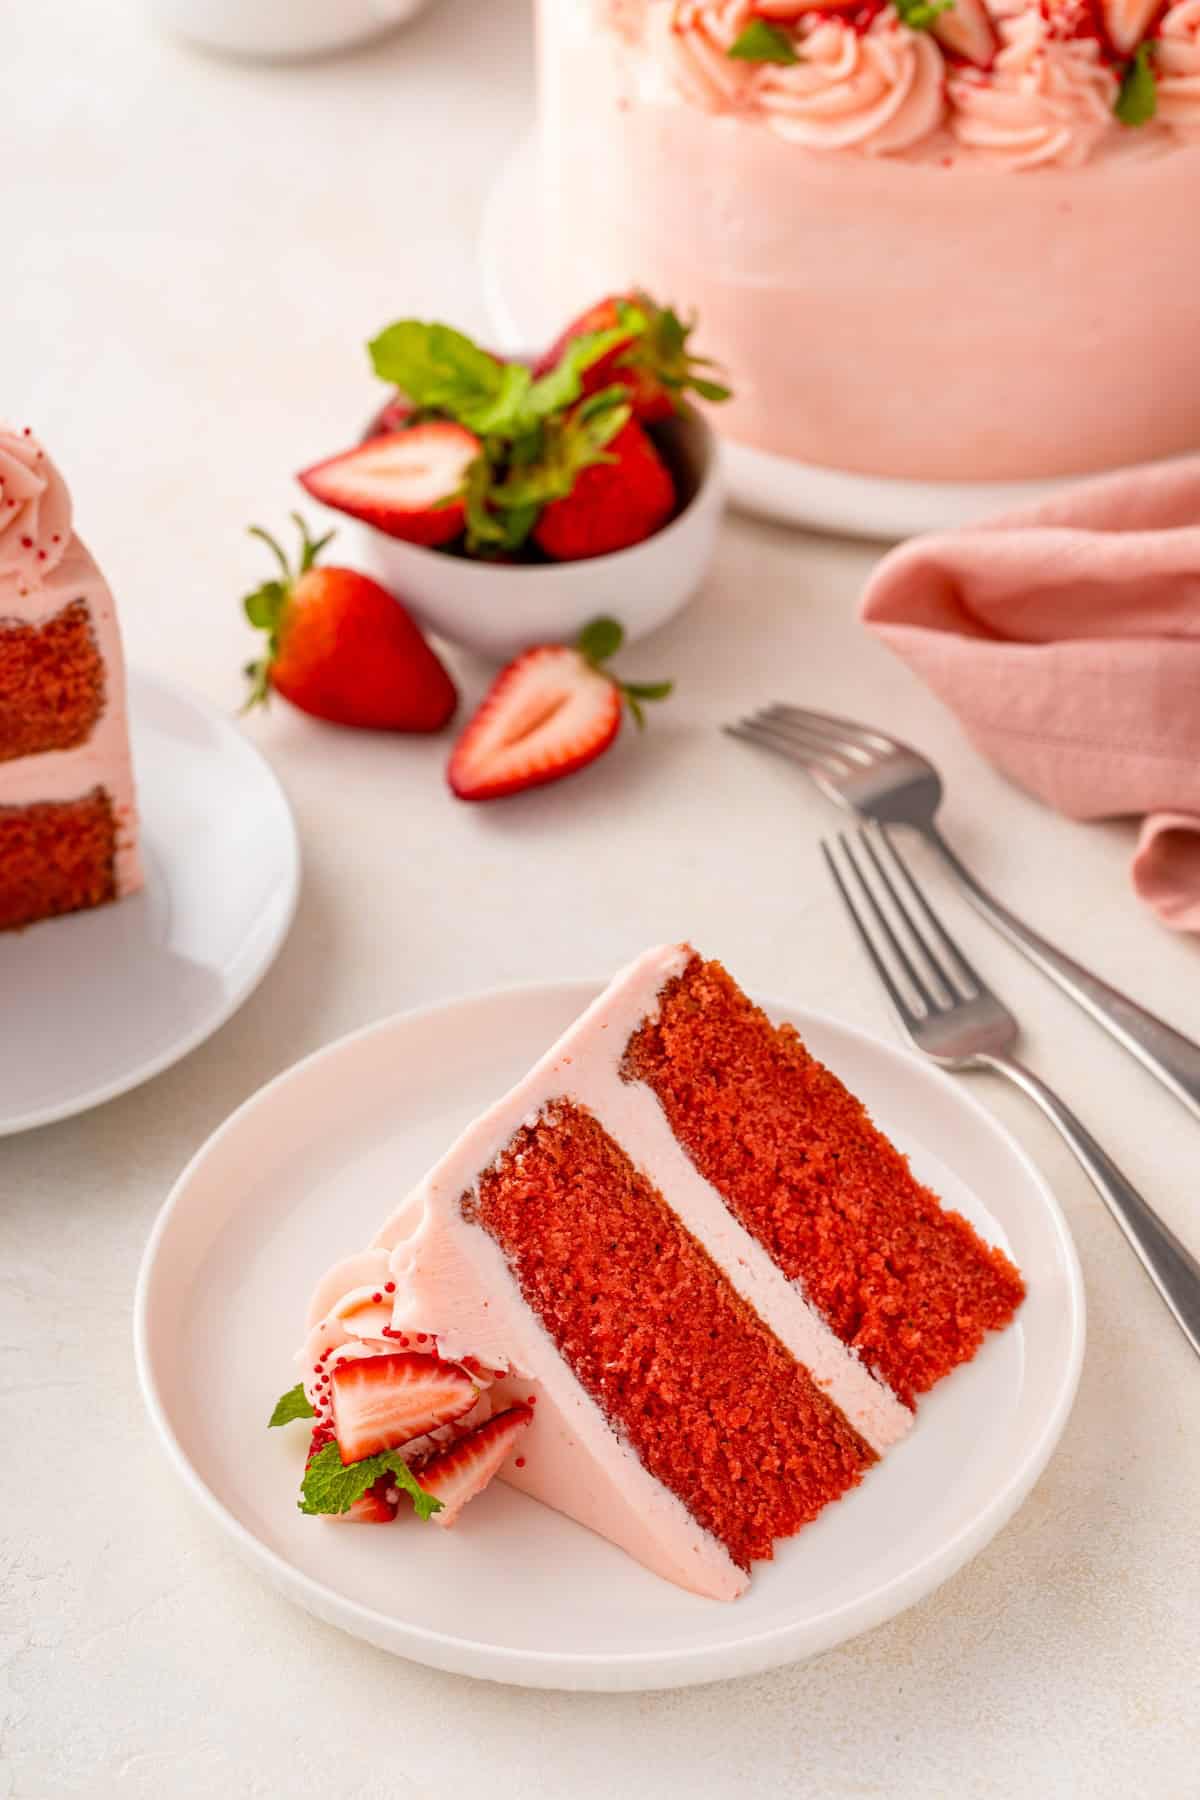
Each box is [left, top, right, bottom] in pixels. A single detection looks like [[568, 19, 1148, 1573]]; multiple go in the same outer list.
[[0, 670, 299, 1135], [135, 979, 1084, 1692], [483, 135, 1093, 541]]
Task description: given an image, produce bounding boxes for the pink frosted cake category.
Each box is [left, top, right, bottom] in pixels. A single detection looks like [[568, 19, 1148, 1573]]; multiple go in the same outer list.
[[536, 0, 1200, 481], [0, 427, 142, 930], [275, 945, 1024, 1598]]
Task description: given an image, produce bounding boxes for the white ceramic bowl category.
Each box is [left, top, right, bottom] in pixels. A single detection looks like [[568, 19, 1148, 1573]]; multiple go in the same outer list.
[[150, 0, 435, 60], [343, 411, 723, 664]]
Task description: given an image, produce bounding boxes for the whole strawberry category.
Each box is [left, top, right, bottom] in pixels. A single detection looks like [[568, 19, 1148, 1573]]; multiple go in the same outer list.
[[535, 290, 730, 424], [242, 514, 457, 732], [533, 418, 675, 563], [448, 617, 672, 802]]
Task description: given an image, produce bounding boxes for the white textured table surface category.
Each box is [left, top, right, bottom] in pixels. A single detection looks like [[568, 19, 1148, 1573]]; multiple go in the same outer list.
[[5, 2, 1200, 1793]]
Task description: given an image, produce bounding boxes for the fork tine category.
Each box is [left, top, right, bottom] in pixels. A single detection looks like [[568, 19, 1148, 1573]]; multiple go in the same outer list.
[[748, 710, 872, 769], [821, 840, 922, 1033], [834, 832, 941, 1014], [873, 824, 987, 998], [724, 718, 850, 781], [765, 705, 897, 757]]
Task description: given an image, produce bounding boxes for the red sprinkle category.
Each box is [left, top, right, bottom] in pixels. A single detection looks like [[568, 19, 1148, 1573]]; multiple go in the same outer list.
[[384, 1282, 396, 1293], [416, 1333, 427, 1343], [514, 1457, 526, 1469], [372, 1292, 382, 1303], [526, 1396, 537, 1406], [20, 536, 32, 548]]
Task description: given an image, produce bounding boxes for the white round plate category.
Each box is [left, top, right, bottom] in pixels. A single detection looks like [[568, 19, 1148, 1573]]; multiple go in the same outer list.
[[483, 135, 1100, 540], [135, 979, 1084, 1691], [0, 671, 299, 1134]]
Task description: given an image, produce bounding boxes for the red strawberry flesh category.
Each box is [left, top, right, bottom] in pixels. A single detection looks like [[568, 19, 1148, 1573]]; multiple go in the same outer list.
[[447, 645, 622, 802], [418, 1404, 533, 1528], [298, 423, 480, 548], [330, 1352, 478, 1464]]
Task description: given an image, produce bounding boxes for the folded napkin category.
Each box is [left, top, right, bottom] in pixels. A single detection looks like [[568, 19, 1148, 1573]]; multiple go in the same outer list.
[[861, 457, 1200, 932]]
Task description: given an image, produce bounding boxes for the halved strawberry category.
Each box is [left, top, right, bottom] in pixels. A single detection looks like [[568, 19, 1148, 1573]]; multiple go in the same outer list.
[[1101, 0, 1160, 49], [447, 617, 672, 803], [330, 1352, 478, 1465], [298, 422, 480, 549], [417, 1404, 533, 1528], [932, 0, 998, 66], [448, 644, 621, 801], [535, 291, 729, 424]]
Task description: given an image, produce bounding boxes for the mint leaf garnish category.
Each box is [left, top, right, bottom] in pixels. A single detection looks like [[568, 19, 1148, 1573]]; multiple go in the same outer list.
[[368, 322, 510, 434], [1115, 43, 1157, 126], [727, 19, 799, 62], [299, 1441, 443, 1521], [269, 1383, 314, 1428], [385, 1455, 443, 1523], [893, 0, 953, 28], [525, 320, 639, 421]]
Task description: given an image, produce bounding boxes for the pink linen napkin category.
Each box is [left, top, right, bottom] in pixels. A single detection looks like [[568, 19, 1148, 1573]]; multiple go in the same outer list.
[[861, 456, 1200, 932]]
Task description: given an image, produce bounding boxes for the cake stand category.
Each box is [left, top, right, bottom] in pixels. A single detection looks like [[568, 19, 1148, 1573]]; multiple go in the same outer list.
[[482, 136, 1082, 542]]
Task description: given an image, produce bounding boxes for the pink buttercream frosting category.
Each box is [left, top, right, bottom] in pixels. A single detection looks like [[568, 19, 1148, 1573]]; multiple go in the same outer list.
[[948, 10, 1118, 168], [0, 427, 72, 593], [1157, 0, 1200, 137]]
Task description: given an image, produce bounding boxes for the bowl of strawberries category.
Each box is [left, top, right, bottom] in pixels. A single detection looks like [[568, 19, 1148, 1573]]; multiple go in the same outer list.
[[296, 292, 728, 664]]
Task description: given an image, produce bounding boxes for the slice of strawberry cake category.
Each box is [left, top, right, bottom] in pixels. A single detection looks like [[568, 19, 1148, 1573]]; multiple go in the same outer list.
[[0, 425, 142, 930], [273, 945, 1024, 1598]]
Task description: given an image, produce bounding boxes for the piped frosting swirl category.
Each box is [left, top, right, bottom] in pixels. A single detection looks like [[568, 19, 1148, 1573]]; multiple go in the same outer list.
[[0, 426, 73, 590]]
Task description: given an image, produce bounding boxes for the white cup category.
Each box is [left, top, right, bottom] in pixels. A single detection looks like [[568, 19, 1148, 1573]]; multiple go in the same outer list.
[[150, 0, 436, 60]]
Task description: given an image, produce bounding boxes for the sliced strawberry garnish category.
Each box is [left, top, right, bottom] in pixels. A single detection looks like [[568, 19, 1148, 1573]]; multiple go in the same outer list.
[[932, 0, 998, 66], [298, 422, 481, 549], [346, 1476, 399, 1524], [447, 644, 620, 802], [330, 1352, 478, 1465], [417, 1404, 533, 1529], [1100, 0, 1160, 50]]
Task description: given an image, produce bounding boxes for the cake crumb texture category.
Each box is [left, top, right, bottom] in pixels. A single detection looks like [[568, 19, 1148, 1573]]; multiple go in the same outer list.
[[0, 789, 117, 930], [623, 956, 1026, 1407], [464, 1100, 875, 1572], [0, 600, 105, 762]]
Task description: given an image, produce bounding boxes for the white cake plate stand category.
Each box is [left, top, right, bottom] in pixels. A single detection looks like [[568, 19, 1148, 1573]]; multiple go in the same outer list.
[[482, 136, 1081, 542]]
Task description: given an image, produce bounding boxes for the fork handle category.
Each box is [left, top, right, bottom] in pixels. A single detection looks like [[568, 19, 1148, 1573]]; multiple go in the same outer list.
[[984, 1052, 1200, 1360], [925, 822, 1200, 1125]]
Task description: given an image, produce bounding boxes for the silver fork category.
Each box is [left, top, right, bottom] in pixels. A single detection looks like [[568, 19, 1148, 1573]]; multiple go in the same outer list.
[[824, 824, 1200, 1360], [727, 705, 1200, 1125]]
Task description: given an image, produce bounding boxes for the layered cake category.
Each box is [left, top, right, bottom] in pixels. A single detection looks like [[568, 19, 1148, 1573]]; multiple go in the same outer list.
[[277, 945, 1024, 1597], [536, 0, 1200, 481], [0, 426, 142, 931]]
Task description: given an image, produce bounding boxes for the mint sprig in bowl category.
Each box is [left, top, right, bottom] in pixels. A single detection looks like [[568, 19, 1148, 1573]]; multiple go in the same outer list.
[[296, 298, 726, 663]]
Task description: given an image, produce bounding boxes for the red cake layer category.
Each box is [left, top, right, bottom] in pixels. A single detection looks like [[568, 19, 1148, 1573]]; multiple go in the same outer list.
[[464, 1099, 875, 1571], [623, 956, 1026, 1408], [0, 600, 105, 762], [0, 789, 117, 931]]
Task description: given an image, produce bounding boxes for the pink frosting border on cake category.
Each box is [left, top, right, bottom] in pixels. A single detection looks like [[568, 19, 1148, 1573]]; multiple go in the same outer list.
[[0, 427, 143, 901], [301, 944, 914, 1600]]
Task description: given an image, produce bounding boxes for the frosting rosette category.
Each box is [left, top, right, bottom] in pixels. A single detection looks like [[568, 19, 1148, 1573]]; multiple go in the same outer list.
[[754, 12, 947, 154], [652, 0, 759, 110], [0, 426, 72, 589], [1156, 0, 1200, 138], [947, 8, 1118, 168]]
